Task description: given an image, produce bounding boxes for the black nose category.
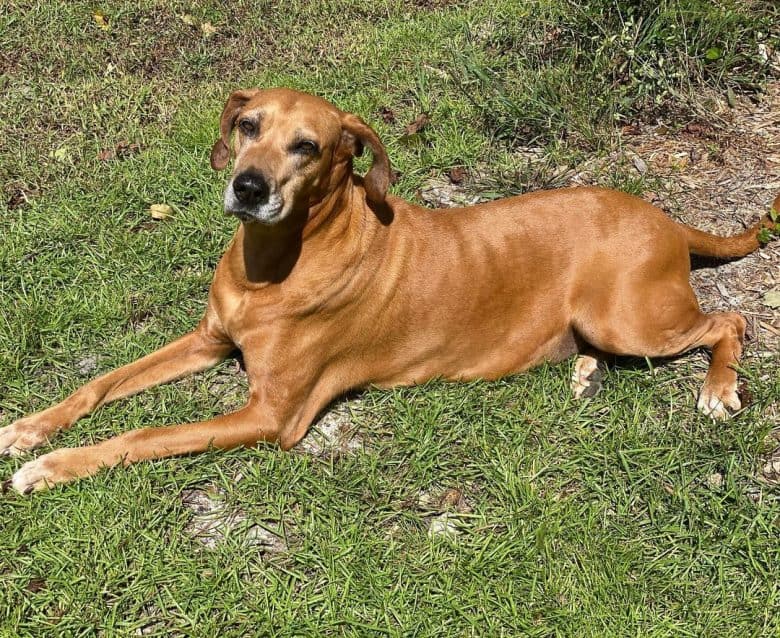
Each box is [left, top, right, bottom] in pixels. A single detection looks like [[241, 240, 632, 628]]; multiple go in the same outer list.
[[232, 171, 269, 207]]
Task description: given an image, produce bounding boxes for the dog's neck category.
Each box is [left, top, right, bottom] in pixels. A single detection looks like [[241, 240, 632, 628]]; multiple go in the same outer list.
[[231, 175, 371, 287]]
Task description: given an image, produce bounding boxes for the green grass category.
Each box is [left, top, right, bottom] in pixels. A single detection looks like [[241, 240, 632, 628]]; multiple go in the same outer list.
[[1, 1, 779, 636]]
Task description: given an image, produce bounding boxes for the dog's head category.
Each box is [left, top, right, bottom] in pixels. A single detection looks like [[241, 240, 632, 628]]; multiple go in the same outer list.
[[210, 88, 390, 226]]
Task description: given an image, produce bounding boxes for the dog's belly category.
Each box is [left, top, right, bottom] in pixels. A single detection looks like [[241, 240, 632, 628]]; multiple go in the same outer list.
[[368, 320, 578, 388], [442, 325, 578, 380]]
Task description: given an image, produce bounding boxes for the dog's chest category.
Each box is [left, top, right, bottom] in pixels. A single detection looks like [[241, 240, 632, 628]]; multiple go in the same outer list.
[[212, 282, 299, 350]]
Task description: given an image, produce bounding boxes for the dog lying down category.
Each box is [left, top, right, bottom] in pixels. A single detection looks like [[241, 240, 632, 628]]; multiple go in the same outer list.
[[2, 87, 778, 493]]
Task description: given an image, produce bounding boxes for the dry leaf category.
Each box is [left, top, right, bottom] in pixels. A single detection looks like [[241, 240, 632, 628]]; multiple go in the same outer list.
[[99, 141, 140, 162], [51, 147, 71, 163], [116, 140, 141, 157], [92, 11, 109, 31], [149, 204, 173, 220], [762, 289, 780, 308], [201, 22, 218, 37], [404, 113, 430, 136], [630, 154, 647, 174], [379, 106, 396, 124], [448, 167, 467, 185]]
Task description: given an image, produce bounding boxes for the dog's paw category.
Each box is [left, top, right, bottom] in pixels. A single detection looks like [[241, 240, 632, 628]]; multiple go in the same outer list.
[[571, 355, 604, 400], [697, 384, 741, 421], [0, 419, 52, 457], [2, 450, 79, 494]]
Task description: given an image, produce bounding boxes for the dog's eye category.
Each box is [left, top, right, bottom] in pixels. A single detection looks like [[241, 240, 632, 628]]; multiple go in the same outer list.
[[293, 140, 319, 155], [238, 119, 256, 136]]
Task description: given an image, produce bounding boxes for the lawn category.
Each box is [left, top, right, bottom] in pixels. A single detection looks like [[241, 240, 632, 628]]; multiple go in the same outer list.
[[1, 1, 779, 635]]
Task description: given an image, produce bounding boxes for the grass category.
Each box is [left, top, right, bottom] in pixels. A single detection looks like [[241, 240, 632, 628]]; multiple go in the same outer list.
[[1, 0, 779, 635]]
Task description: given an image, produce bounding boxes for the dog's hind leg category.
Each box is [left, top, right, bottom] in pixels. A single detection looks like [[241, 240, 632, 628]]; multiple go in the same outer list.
[[691, 311, 745, 419], [574, 276, 746, 419]]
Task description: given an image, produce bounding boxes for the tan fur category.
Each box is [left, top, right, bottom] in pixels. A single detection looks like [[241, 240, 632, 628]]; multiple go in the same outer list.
[[1, 88, 775, 492]]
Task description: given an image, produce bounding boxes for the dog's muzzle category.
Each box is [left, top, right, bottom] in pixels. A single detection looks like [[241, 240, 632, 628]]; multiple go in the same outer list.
[[224, 170, 283, 224]]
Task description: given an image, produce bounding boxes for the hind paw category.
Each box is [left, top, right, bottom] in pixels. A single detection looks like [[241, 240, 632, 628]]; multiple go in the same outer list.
[[697, 383, 741, 420], [571, 355, 605, 400]]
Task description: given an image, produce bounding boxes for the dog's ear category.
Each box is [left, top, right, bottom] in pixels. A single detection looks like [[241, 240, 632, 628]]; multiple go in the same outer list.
[[210, 89, 258, 171], [339, 113, 391, 204]]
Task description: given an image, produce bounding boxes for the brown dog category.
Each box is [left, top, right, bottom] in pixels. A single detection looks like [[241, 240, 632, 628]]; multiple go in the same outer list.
[[2, 88, 777, 493]]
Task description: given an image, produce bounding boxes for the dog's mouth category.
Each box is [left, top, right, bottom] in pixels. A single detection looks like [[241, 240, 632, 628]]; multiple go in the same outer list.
[[228, 205, 283, 225], [223, 183, 284, 225]]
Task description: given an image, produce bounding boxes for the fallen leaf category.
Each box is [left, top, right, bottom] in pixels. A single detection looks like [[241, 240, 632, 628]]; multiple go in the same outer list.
[[51, 147, 71, 163], [201, 21, 218, 37], [115, 140, 141, 157], [379, 107, 396, 124], [7, 188, 32, 209], [705, 473, 723, 489], [630, 154, 647, 174], [25, 578, 46, 593], [92, 11, 109, 31], [99, 142, 140, 162], [179, 13, 196, 26], [428, 513, 459, 539], [621, 124, 642, 136], [667, 152, 689, 170], [404, 113, 430, 136], [447, 167, 467, 185], [683, 122, 715, 138], [439, 488, 462, 508], [149, 204, 173, 220], [762, 289, 780, 308]]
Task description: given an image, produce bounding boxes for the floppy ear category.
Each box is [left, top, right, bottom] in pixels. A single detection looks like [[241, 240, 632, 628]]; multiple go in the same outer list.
[[339, 113, 391, 204], [210, 89, 258, 171]]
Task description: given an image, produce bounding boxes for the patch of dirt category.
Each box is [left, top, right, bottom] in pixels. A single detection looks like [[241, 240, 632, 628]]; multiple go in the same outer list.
[[181, 486, 286, 553], [417, 176, 484, 208], [76, 355, 99, 376], [297, 396, 365, 457]]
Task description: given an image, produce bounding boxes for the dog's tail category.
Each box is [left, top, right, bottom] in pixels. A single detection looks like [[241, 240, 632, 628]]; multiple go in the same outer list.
[[679, 194, 779, 259]]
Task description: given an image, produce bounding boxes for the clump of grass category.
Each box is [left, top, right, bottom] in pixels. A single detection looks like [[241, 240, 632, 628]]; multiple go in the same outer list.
[[449, 0, 779, 149]]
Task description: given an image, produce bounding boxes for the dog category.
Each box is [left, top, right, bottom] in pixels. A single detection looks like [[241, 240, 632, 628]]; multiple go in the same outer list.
[[2, 87, 777, 493]]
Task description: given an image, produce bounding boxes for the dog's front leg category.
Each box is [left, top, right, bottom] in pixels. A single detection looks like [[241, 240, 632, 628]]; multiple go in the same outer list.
[[0, 323, 234, 456], [4, 401, 275, 493]]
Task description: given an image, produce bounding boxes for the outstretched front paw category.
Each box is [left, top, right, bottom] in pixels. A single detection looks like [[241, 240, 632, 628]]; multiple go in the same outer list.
[[2, 449, 92, 494], [0, 419, 53, 457]]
